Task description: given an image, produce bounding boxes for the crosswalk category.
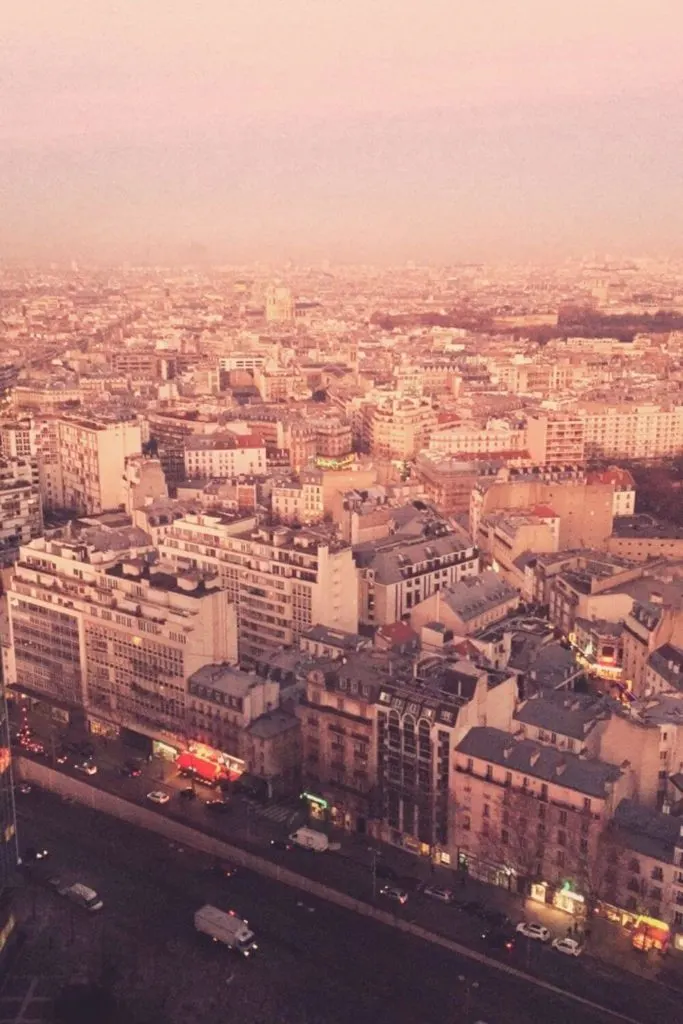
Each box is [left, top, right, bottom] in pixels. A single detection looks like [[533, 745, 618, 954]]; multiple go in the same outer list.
[[243, 799, 304, 826]]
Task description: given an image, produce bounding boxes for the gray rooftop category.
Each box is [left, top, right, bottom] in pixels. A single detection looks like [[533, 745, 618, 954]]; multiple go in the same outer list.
[[456, 726, 624, 798], [441, 570, 518, 622], [515, 691, 610, 740], [612, 799, 680, 863]]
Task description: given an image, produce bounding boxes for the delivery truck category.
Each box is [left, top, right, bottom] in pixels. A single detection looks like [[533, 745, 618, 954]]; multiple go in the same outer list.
[[194, 905, 258, 957]]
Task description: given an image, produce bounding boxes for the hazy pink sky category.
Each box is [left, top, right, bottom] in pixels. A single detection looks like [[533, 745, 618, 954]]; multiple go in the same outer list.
[[2, 1, 682, 262]]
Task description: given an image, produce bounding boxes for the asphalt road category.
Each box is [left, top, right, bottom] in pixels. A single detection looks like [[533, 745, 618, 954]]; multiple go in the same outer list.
[[11, 789, 666, 1024]]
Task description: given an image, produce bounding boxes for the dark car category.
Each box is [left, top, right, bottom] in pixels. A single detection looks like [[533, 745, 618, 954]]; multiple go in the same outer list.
[[120, 760, 143, 778], [180, 786, 196, 800], [204, 799, 231, 813], [212, 861, 237, 878], [482, 927, 516, 953], [21, 846, 49, 864], [270, 838, 293, 851]]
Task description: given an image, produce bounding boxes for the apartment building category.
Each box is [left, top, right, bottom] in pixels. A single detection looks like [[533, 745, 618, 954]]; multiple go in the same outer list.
[[525, 414, 586, 465], [298, 652, 384, 833], [5, 528, 237, 751], [533, 553, 648, 636], [471, 467, 615, 551], [374, 658, 517, 861], [587, 467, 636, 519], [453, 727, 633, 908], [410, 570, 520, 636], [362, 398, 437, 459], [186, 663, 283, 776], [428, 420, 527, 457], [158, 515, 359, 661], [622, 593, 683, 698], [308, 416, 353, 458], [184, 433, 267, 480], [608, 517, 683, 563], [57, 416, 142, 514], [355, 530, 479, 627], [602, 800, 680, 945], [34, 417, 63, 512], [414, 453, 512, 515], [271, 473, 325, 525], [477, 507, 560, 584], [0, 453, 43, 568], [578, 403, 683, 461], [147, 411, 221, 484]]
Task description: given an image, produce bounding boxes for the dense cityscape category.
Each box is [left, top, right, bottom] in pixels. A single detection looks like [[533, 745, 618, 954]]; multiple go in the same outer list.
[[0, 262, 682, 1021]]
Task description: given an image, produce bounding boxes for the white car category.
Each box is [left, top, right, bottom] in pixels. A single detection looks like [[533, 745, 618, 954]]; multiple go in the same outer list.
[[422, 885, 454, 904], [552, 937, 582, 957], [515, 921, 551, 942], [74, 761, 98, 776], [147, 790, 170, 805]]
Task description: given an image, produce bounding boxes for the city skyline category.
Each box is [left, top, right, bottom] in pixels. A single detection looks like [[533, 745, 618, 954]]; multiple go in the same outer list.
[[2, 1, 682, 263]]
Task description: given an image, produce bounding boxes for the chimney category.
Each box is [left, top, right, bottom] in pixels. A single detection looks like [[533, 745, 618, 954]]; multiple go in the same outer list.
[[651, 592, 663, 605], [503, 743, 514, 760]]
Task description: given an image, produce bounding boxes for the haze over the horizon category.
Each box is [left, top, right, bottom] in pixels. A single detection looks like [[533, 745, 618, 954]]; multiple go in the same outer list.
[[2, 1, 682, 265]]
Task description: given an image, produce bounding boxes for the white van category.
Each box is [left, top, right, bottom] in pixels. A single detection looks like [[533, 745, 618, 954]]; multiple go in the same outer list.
[[288, 827, 329, 853], [60, 882, 104, 912]]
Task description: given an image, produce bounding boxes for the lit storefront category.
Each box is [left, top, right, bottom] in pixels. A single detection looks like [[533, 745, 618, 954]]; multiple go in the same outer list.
[[631, 916, 670, 952], [88, 717, 119, 740], [301, 792, 329, 821], [177, 742, 245, 782], [153, 740, 179, 762], [529, 880, 586, 918], [569, 622, 624, 683]]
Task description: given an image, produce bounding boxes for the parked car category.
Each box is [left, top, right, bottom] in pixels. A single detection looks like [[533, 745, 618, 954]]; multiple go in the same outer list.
[[212, 861, 237, 878], [551, 937, 582, 957], [270, 838, 293, 851], [120, 761, 142, 778], [516, 922, 551, 942], [21, 846, 49, 864], [74, 761, 98, 776], [379, 885, 409, 905], [16, 783, 32, 795], [147, 791, 170, 805], [422, 885, 454, 904], [204, 799, 231, 813], [481, 927, 516, 952], [55, 750, 68, 765]]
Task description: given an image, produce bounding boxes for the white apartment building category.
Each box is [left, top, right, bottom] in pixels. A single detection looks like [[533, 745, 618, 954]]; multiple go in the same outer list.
[[218, 353, 267, 373], [34, 418, 63, 512], [363, 398, 437, 460], [5, 530, 237, 748], [578, 404, 683, 461], [184, 433, 267, 480], [272, 474, 325, 525], [58, 417, 143, 514], [158, 514, 359, 660], [428, 420, 527, 456], [526, 413, 586, 465]]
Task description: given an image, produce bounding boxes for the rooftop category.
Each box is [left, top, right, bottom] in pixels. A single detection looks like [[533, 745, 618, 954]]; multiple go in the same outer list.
[[456, 726, 624, 798], [611, 799, 681, 863], [439, 570, 519, 622], [514, 690, 610, 740]]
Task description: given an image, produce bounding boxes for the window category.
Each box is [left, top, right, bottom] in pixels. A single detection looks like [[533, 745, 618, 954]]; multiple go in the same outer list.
[[501, 829, 509, 845], [462, 816, 471, 831], [485, 765, 493, 780], [482, 821, 490, 837], [558, 810, 567, 826], [483, 804, 490, 819], [540, 783, 548, 801], [650, 887, 662, 901], [504, 771, 512, 787], [556, 851, 565, 868], [557, 830, 566, 847], [651, 866, 664, 882], [583, 798, 591, 813], [466, 758, 473, 773]]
